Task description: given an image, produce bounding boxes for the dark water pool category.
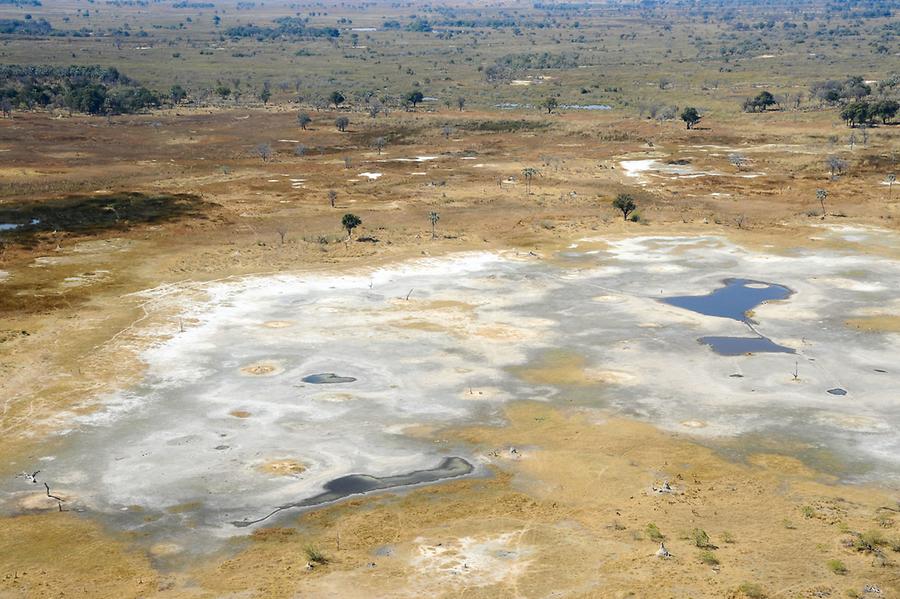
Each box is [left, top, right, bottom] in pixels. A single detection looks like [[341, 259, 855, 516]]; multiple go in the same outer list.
[[232, 457, 473, 527], [699, 336, 795, 356], [301, 373, 357, 384]]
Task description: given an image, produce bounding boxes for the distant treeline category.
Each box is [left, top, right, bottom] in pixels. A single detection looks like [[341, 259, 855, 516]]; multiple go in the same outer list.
[[0, 18, 96, 38], [495, 52, 581, 70], [0, 65, 162, 115], [0, 18, 53, 35], [225, 17, 339, 40], [0, 0, 41, 5]]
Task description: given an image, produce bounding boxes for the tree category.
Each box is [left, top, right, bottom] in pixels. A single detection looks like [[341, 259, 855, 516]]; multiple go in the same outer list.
[[540, 97, 558, 114], [840, 101, 871, 127], [329, 91, 345, 109], [428, 211, 440, 239], [405, 90, 424, 108], [342, 213, 361, 238], [826, 155, 848, 179], [681, 107, 701, 129], [259, 83, 271, 105], [522, 167, 540, 194], [298, 112, 311, 130], [335, 116, 349, 132], [816, 189, 828, 217], [254, 143, 273, 162], [873, 99, 899, 124], [328, 189, 337, 208], [457, 96, 466, 111], [742, 91, 776, 113], [372, 136, 386, 154], [0, 99, 11, 118], [886, 174, 896, 202], [170, 84, 187, 105], [612, 193, 637, 221]]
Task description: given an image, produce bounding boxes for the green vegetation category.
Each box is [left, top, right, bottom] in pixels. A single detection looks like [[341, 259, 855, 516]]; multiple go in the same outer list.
[[681, 107, 701, 129], [850, 530, 887, 552], [0, 65, 160, 115], [840, 99, 899, 126], [645, 523, 664, 542], [0, 192, 210, 243], [689, 528, 712, 548], [736, 583, 767, 599], [304, 545, 329, 565], [699, 550, 719, 566], [0, 1, 896, 120], [826, 558, 848, 575], [613, 194, 636, 221], [540, 97, 558, 114], [0, 17, 52, 35], [224, 17, 339, 41], [342, 213, 361, 238], [743, 91, 777, 113]]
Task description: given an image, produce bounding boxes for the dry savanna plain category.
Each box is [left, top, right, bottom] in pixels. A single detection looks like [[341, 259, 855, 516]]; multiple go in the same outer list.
[[1, 0, 900, 597]]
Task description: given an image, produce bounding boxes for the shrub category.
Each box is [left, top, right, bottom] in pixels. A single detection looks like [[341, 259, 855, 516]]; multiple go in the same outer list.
[[826, 559, 847, 575], [304, 545, 329, 565], [699, 550, 719, 565], [736, 582, 766, 598], [690, 528, 712, 548], [645, 523, 664, 542], [852, 530, 885, 552]]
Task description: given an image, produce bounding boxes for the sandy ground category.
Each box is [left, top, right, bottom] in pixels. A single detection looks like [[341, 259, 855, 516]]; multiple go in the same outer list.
[[1, 107, 899, 597]]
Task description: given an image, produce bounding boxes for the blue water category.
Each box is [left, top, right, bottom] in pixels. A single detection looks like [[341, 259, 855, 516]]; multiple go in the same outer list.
[[0, 218, 40, 231], [699, 336, 795, 356], [664, 278, 792, 323], [665, 278, 794, 355]]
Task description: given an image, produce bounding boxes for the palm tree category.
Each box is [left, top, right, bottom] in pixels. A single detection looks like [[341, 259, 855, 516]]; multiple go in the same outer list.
[[428, 211, 440, 239], [816, 189, 828, 218], [522, 167, 540, 194]]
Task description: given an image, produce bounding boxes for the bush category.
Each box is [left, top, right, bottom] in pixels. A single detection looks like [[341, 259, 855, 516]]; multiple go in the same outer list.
[[304, 545, 329, 565], [826, 559, 847, 575], [645, 523, 664, 542], [852, 530, 885, 552], [736, 583, 766, 598], [690, 528, 712, 548], [699, 550, 720, 565]]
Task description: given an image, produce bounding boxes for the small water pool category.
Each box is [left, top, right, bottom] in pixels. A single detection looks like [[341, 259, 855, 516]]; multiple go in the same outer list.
[[664, 278, 792, 323]]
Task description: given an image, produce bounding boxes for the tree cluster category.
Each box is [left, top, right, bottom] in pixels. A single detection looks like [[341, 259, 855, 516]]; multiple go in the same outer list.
[[0, 64, 161, 115], [811, 76, 872, 105], [742, 91, 777, 113], [225, 17, 339, 40], [840, 99, 899, 126]]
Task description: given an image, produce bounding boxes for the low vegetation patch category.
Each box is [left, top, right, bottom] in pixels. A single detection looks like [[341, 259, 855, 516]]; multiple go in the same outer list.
[[0, 192, 213, 245]]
